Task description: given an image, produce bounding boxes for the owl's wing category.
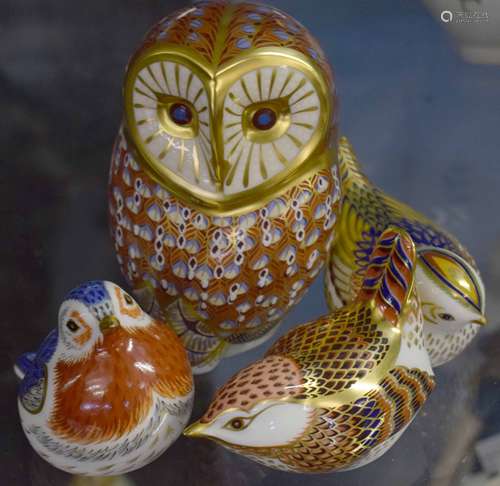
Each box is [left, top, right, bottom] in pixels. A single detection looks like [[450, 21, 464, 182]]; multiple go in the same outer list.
[[271, 228, 416, 407], [165, 300, 226, 374], [18, 329, 58, 414]]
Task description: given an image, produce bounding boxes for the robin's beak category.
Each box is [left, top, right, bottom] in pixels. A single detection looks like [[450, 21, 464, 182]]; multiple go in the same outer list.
[[99, 315, 121, 333], [472, 315, 487, 326], [183, 420, 206, 438]]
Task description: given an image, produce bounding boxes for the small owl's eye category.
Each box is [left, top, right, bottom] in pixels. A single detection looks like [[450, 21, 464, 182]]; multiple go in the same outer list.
[[439, 313, 455, 321], [224, 417, 251, 431], [123, 294, 134, 306], [169, 103, 193, 126], [252, 108, 277, 130], [66, 320, 79, 332]]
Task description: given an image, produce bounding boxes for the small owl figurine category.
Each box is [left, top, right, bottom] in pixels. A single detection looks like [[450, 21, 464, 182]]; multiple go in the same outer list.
[[185, 228, 435, 473], [15, 281, 193, 476], [325, 138, 486, 366], [108, 1, 341, 374]]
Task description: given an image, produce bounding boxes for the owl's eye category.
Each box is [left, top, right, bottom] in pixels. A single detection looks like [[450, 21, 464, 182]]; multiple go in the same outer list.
[[252, 108, 277, 130], [123, 293, 134, 306], [169, 103, 193, 126], [439, 313, 455, 321], [66, 319, 80, 332], [224, 417, 251, 431]]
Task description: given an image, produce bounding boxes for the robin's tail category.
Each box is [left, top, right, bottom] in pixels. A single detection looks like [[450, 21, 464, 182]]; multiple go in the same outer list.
[[14, 352, 36, 380]]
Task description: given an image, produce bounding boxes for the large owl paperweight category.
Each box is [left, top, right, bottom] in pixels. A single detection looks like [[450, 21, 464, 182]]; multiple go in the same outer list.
[[108, 0, 341, 374]]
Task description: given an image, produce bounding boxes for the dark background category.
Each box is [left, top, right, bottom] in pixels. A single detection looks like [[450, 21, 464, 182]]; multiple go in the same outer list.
[[2, 1, 500, 485]]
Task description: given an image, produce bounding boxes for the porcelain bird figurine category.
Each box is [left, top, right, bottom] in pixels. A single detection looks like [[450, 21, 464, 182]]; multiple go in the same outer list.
[[325, 137, 486, 366], [16, 281, 194, 476], [108, 0, 341, 374], [185, 228, 435, 472]]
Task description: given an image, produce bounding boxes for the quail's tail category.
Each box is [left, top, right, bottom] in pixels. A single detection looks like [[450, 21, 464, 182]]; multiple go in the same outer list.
[[356, 226, 417, 325], [14, 352, 36, 380]]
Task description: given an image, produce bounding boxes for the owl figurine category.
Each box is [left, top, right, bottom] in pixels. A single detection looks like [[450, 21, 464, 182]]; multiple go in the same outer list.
[[108, 1, 341, 374], [185, 228, 436, 472], [15, 281, 194, 476], [325, 137, 486, 366]]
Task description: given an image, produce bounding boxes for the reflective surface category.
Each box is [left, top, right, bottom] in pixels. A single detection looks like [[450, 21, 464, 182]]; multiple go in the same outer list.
[[2, 0, 500, 484]]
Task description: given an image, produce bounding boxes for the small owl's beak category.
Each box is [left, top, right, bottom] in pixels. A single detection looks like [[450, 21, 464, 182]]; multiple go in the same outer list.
[[99, 315, 121, 333], [183, 420, 206, 438], [472, 315, 487, 326]]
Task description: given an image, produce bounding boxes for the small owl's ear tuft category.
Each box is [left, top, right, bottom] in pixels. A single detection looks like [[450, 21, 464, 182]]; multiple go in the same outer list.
[[357, 227, 417, 325]]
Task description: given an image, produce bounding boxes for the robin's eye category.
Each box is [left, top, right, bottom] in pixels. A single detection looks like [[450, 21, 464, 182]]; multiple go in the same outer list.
[[169, 103, 193, 126], [66, 320, 79, 332], [252, 108, 277, 130], [439, 313, 455, 321], [123, 294, 134, 306], [224, 417, 251, 431]]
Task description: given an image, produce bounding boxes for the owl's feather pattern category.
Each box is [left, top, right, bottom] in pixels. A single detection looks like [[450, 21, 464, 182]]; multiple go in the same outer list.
[[138, 1, 332, 80], [109, 130, 340, 369]]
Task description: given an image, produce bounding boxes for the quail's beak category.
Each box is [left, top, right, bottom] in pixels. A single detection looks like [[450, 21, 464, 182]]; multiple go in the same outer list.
[[472, 315, 487, 326], [183, 420, 206, 438], [99, 315, 121, 333]]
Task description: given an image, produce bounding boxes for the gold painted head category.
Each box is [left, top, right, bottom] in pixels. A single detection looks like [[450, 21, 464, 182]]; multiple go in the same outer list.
[[417, 247, 486, 328], [123, 1, 337, 215]]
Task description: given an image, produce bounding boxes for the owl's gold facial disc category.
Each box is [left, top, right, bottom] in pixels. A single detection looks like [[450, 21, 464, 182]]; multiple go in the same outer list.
[[122, 3, 337, 216]]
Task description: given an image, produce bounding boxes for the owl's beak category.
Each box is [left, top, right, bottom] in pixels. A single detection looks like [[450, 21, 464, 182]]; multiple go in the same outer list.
[[99, 315, 121, 333], [472, 315, 487, 326], [183, 420, 206, 438]]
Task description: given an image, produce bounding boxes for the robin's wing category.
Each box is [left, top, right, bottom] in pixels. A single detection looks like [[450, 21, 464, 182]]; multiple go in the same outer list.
[[18, 329, 58, 414], [271, 227, 417, 407]]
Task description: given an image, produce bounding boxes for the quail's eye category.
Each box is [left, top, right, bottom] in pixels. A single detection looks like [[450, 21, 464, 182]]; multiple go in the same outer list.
[[224, 417, 251, 431], [252, 108, 277, 130], [66, 319, 79, 332], [439, 312, 455, 321], [123, 293, 134, 306], [169, 102, 193, 126]]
